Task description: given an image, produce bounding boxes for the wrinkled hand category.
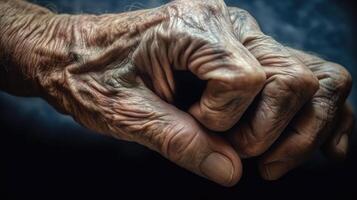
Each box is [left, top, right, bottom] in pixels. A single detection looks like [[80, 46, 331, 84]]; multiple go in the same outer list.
[[228, 7, 354, 180], [39, 0, 268, 186], [8, 0, 354, 186]]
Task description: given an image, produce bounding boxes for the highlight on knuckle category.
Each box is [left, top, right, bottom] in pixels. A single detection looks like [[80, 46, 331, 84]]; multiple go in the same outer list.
[[329, 63, 353, 95], [232, 64, 266, 90], [228, 7, 254, 23], [315, 62, 352, 100]]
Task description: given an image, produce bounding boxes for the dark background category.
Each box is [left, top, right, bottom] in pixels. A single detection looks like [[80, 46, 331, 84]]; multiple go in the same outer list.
[[2, 0, 357, 199]]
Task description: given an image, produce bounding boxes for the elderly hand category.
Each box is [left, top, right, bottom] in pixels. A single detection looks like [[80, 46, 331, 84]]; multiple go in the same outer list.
[[1, 0, 267, 186], [0, 0, 354, 186]]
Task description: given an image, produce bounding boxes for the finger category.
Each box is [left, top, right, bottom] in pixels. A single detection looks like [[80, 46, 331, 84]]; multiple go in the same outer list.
[[187, 40, 266, 132], [322, 103, 355, 161], [106, 79, 243, 186], [135, 13, 267, 132], [258, 48, 352, 180], [178, 13, 267, 132], [228, 8, 319, 157], [172, 0, 265, 132]]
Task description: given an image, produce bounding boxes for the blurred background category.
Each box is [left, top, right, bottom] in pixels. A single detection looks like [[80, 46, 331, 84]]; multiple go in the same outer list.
[[2, 0, 356, 199]]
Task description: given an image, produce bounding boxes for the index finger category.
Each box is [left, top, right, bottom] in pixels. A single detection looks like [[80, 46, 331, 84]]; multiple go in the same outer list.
[[186, 28, 266, 132]]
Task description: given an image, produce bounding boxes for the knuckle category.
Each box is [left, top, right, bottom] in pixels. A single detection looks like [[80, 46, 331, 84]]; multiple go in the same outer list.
[[229, 7, 260, 41], [327, 63, 352, 95], [311, 97, 336, 123], [235, 64, 266, 90], [231, 7, 251, 18], [228, 7, 254, 22], [313, 62, 352, 104], [285, 65, 319, 98], [228, 6, 241, 15]]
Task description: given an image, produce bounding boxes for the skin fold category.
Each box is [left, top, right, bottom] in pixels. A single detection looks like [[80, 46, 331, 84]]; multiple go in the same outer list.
[[0, 0, 354, 186]]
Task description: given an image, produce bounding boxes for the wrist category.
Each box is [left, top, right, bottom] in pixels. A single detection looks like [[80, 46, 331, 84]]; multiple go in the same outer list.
[[0, 9, 75, 97]]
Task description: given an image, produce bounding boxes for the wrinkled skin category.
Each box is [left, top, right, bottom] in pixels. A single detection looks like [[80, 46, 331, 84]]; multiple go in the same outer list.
[[228, 8, 354, 180], [0, 0, 354, 186]]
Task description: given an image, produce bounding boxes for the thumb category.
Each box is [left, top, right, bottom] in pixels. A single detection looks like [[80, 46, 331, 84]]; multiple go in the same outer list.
[[110, 85, 242, 186]]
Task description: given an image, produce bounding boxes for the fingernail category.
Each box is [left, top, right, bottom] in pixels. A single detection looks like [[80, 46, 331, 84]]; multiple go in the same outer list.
[[200, 152, 234, 186], [336, 134, 348, 156]]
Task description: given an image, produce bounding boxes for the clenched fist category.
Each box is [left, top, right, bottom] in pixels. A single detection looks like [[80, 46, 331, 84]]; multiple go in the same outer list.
[[0, 0, 354, 186], [228, 7, 354, 180]]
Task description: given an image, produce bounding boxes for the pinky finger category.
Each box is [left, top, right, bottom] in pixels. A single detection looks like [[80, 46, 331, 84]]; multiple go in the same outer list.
[[322, 103, 355, 161]]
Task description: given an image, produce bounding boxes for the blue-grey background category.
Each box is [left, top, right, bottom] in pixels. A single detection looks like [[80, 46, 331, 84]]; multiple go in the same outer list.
[[2, 0, 356, 199]]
